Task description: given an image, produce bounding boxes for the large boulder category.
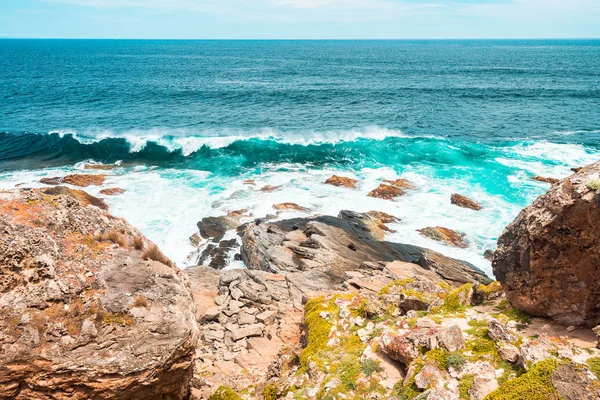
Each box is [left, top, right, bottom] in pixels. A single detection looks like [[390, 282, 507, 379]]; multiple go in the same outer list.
[[494, 161, 600, 326], [0, 188, 198, 399], [241, 210, 490, 287]]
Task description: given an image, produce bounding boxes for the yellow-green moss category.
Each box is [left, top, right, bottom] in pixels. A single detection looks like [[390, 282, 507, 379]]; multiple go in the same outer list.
[[587, 357, 600, 379], [392, 382, 421, 400], [479, 281, 502, 296], [458, 374, 475, 399], [209, 386, 242, 400], [379, 278, 415, 295], [262, 382, 279, 400], [484, 359, 562, 400], [442, 283, 472, 313], [299, 296, 338, 369], [425, 348, 450, 370], [586, 179, 600, 191], [497, 360, 525, 386]]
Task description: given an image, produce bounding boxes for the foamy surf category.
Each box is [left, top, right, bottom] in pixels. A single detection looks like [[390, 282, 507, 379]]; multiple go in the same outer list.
[[1, 132, 599, 276]]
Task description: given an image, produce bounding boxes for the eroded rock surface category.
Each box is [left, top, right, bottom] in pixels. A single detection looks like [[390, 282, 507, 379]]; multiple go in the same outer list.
[[241, 211, 490, 286], [494, 161, 600, 326], [0, 188, 198, 399]]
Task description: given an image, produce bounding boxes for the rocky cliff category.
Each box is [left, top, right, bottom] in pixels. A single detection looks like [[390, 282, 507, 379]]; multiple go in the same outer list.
[[0, 188, 198, 399], [494, 161, 600, 326]]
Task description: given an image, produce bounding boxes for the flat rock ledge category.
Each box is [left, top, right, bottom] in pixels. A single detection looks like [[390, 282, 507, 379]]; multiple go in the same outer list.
[[0, 188, 198, 400]]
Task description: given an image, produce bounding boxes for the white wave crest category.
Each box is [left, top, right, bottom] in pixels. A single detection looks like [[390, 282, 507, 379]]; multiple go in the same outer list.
[[48, 126, 409, 156]]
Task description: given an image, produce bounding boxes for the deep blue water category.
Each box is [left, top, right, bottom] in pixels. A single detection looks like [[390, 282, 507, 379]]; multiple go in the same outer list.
[[1, 39, 599, 271]]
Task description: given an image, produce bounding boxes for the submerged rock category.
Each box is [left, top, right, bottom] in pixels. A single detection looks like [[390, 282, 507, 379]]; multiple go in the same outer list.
[[494, 161, 600, 326], [418, 226, 467, 248], [0, 189, 198, 399], [450, 193, 482, 210], [324, 175, 358, 188]]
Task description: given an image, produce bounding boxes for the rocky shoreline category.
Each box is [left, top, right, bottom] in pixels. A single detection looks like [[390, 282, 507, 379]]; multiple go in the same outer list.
[[2, 163, 600, 399]]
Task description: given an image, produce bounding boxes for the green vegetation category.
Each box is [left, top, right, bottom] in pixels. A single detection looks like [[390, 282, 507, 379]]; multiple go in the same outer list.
[[484, 359, 562, 400], [442, 283, 472, 313], [209, 386, 242, 400], [586, 179, 600, 191], [262, 382, 280, 400], [587, 357, 600, 380], [393, 382, 421, 400], [458, 374, 475, 399], [446, 352, 467, 370], [425, 348, 450, 369], [299, 296, 337, 369], [360, 358, 383, 377]]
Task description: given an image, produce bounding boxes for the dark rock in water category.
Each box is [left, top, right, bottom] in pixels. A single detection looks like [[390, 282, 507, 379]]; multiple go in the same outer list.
[[0, 189, 197, 399], [483, 249, 495, 261], [197, 210, 247, 241], [199, 238, 238, 270], [494, 160, 600, 326], [418, 226, 467, 248], [241, 210, 490, 286], [451, 193, 482, 211]]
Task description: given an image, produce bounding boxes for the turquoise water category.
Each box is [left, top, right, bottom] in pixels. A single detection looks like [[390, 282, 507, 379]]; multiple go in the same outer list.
[[1, 40, 599, 274]]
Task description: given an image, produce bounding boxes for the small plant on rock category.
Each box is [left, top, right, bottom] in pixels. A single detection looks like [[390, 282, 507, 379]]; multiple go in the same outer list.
[[446, 352, 467, 370], [142, 244, 174, 267], [360, 358, 383, 377], [209, 386, 242, 400], [586, 179, 600, 192]]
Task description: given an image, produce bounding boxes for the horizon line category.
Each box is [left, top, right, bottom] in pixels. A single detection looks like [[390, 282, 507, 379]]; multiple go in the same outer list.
[[1, 37, 600, 41]]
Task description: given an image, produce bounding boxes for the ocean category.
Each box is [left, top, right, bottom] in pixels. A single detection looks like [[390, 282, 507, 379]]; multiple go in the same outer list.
[[1, 39, 599, 275]]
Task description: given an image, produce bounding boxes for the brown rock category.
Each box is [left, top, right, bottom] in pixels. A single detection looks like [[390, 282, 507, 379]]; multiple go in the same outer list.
[[41, 186, 108, 210], [383, 178, 417, 190], [324, 175, 358, 188], [451, 193, 482, 210], [272, 203, 311, 212], [84, 164, 115, 170], [418, 226, 467, 248], [368, 184, 405, 200], [61, 174, 106, 187], [100, 188, 126, 196], [241, 211, 491, 286], [40, 176, 62, 185], [0, 189, 198, 399], [551, 363, 600, 400], [494, 161, 600, 326], [531, 176, 560, 185]]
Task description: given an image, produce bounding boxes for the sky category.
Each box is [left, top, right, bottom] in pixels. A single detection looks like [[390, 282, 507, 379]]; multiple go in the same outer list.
[[1, 0, 599, 39]]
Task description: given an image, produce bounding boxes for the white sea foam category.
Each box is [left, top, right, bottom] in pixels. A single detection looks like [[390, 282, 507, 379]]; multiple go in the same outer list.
[[2, 137, 600, 278]]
